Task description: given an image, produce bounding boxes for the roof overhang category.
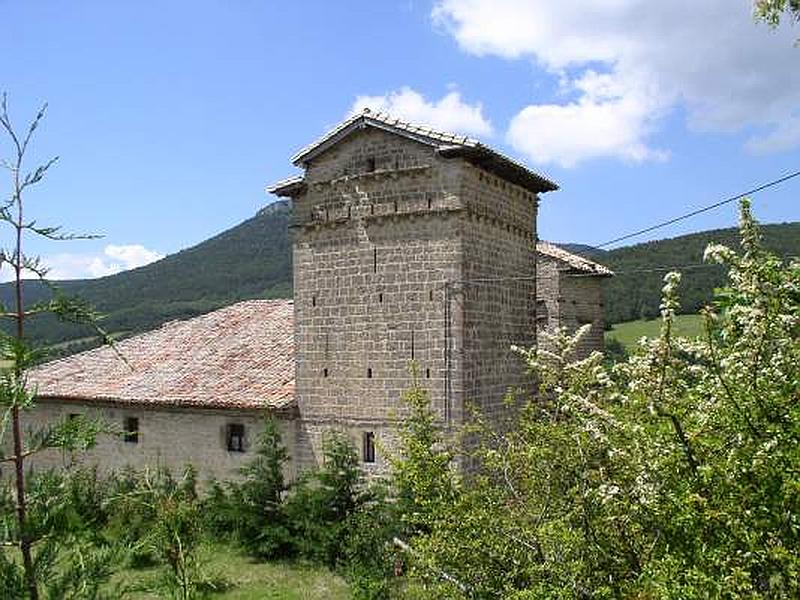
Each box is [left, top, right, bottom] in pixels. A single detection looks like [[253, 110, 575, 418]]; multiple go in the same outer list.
[[267, 175, 306, 198], [282, 109, 559, 196], [437, 145, 559, 194]]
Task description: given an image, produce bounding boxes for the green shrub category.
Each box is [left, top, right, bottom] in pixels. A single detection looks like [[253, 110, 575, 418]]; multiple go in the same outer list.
[[284, 430, 363, 566], [203, 417, 292, 558]]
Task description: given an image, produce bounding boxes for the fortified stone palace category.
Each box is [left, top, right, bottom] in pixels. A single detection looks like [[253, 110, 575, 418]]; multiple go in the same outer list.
[[21, 111, 612, 482]]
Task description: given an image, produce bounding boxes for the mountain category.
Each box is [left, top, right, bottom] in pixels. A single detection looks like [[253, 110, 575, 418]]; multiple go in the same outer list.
[[556, 243, 606, 257], [599, 222, 800, 323], [3, 199, 798, 357], [1, 200, 292, 355]]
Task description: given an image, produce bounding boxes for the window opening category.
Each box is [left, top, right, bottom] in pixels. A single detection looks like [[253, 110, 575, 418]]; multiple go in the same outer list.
[[373, 247, 377, 273], [379, 292, 383, 303], [312, 295, 316, 307], [227, 424, 245, 453], [323, 368, 329, 378], [363, 432, 376, 463], [367, 367, 373, 379], [366, 157, 376, 172], [411, 330, 415, 360], [123, 417, 139, 444], [426, 368, 431, 379]]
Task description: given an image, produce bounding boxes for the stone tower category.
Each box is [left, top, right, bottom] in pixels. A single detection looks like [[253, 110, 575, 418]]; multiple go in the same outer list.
[[270, 110, 558, 470]]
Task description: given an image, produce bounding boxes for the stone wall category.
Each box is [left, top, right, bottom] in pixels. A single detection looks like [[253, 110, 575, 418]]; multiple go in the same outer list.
[[457, 165, 538, 421], [11, 400, 298, 485], [536, 254, 607, 359], [559, 274, 606, 357]]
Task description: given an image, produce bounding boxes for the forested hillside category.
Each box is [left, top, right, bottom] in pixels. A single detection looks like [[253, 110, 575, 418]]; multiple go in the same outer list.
[[0, 200, 291, 354], [598, 222, 800, 323]]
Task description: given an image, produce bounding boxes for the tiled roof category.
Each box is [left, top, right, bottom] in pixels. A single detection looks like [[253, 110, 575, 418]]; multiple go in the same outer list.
[[277, 109, 558, 195], [537, 241, 614, 276], [29, 300, 295, 411]]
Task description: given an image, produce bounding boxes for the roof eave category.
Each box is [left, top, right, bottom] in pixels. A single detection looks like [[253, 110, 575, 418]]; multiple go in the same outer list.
[[267, 176, 306, 198], [436, 145, 559, 194], [35, 392, 298, 412]]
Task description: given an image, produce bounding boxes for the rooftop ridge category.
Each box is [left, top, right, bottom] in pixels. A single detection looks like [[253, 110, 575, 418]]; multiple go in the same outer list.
[[537, 241, 614, 276]]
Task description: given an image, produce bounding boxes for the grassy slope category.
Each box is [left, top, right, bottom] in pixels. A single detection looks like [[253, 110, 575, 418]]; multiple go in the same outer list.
[[605, 314, 704, 350], [111, 544, 349, 599]]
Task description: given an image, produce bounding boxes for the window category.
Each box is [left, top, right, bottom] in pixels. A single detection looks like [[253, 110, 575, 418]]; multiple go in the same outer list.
[[365, 157, 376, 172], [123, 417, 139, 444], [67, 413, 80, 421], [323, 367, 329, 378], [227, 424, 246, 453], [367, 367, 373, 379], [536, 299, 549, 324], [362, 432, 376, 463]]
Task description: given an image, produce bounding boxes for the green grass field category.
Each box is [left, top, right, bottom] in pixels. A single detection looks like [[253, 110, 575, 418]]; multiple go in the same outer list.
[[605, 314, 704, 350], [109, 544, 350, 599]]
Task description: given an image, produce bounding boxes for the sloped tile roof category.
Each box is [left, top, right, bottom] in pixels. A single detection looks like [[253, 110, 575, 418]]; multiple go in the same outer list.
[[276, 109, 558, 195], [537, 241, 614, 276], [29, 299, 295, 411]]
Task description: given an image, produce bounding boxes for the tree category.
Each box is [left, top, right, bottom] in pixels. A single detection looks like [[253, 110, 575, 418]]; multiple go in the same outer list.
[[204, 416, 292, 558], [392, 200, 800, 598], [0, 94, 112, 598], [755, 0, 800, 43]]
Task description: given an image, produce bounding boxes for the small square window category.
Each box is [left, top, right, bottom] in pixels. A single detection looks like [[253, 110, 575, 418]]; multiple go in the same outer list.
[[227, 424, 246, 453], [68, 413, 80, 421], [362, 432, 376, 464], [123, 417, 139, 444]]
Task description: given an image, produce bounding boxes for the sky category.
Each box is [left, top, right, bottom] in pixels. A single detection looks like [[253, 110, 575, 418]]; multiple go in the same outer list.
[[1, 0, 799, 280]]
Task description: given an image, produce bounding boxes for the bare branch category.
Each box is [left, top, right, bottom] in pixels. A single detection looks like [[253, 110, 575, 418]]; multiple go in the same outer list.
[[0, 93, 24, 159], [23, 220, 102, 241], [19, 254, 50, 279], [20, 103, 48, 157], [20, 156, 58, 191]]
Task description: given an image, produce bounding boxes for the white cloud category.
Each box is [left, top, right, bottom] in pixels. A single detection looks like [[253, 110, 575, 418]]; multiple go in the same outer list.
[[5, 244, 165, 281], [508, 70, 669, 168], [433, 0, 800, 166], [351, 87, 493, 137], [746, 115, 800, 154]]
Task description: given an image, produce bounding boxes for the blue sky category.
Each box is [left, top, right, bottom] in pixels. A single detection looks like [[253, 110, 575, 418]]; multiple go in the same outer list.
[[2, 0, 799, 279]]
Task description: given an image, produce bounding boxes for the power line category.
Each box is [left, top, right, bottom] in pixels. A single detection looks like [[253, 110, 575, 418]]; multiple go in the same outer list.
[[567, 263, 722, 278], [594, 169, 800, 249]]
